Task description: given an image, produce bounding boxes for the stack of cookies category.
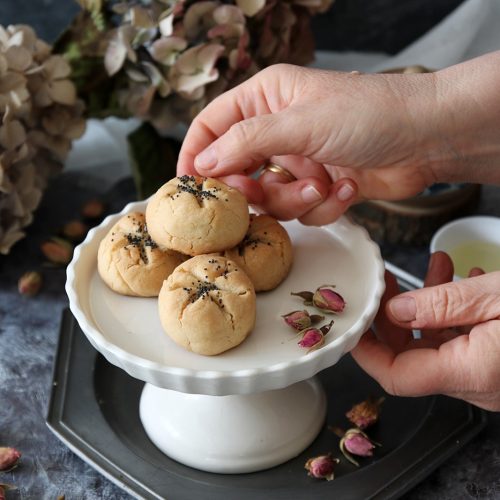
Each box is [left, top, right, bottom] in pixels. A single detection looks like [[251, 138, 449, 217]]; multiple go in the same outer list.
[[97, 175, 293, 355]]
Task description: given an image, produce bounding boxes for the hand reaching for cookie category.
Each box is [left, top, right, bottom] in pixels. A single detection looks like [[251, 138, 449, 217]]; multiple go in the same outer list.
[[178, 52, 500, 225], [351, 252, 500, 411]]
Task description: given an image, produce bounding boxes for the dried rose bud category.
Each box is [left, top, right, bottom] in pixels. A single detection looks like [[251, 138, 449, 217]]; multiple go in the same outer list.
[[313, 286, 345, 314], [298, 328, 324, 350], [0, 483, 16, 500], [41, 238, 74, 265], [282, 310, 324, 331], [62, 220, 89, 241], [330, 427, 379, 466], [298, 321, 333, 353], [81, 199, 105, 219], [343, 429, 376, 457], [0, 447, 21, 471], [346, 397, 385, 429], [305, 453, 339, 481], [18, 271, 42, 297], [292, 285, 346, 314]]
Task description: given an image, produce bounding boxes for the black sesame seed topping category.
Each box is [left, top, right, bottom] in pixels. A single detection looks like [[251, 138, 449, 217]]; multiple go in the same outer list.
[[124, 222, 158, 264], [176, 175, 218, 203], [238, 236, 263, 255], [188, 281, 219, 303]]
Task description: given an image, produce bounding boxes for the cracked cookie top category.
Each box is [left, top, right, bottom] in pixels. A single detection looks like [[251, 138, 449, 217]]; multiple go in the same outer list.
[[224, 214, 293, 292], [158, 255, 256, 355], [97, 212, 185, 297], [146, 176, 249, 256]]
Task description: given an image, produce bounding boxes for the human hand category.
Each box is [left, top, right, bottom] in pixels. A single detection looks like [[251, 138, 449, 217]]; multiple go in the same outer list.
[[351, 251, 500, 411], [177, 63, 440, 224], [178, 53, 500, 225]]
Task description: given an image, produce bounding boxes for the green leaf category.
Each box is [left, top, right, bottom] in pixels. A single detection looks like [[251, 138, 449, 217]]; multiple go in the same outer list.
[[127, 122, 181, 200]]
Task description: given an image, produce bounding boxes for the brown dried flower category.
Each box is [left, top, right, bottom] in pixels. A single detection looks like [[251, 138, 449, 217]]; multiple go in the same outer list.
[[346, 397, 385, 430], [0, 24, 86, 255], [71, 0, 334, 129]]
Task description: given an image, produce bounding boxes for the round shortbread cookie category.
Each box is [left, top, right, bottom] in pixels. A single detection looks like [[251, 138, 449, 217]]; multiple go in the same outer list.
[[224, 214, 293, 292], [97, 212, 184, 297], [158, 255, 256, 355], [146, 176, 249, 256]]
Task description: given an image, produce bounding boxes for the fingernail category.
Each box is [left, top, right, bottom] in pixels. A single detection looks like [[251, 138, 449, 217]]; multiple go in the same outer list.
[[194, 146, 217, 170], [336, 183, 355, 202], [301, 185, 323, 204], [389, 296, 416, 322]]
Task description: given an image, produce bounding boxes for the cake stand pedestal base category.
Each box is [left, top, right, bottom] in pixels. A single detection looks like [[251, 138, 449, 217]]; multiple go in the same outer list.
[[139, 377, 326, 473]]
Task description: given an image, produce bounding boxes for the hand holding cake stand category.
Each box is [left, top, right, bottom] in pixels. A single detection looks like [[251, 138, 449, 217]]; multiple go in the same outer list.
[[66, 199, 385, 474]]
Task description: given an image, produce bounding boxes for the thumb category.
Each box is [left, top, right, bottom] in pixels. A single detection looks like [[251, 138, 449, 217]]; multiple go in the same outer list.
[[194, 109, 317, 176], [386, 271, 500, 329]]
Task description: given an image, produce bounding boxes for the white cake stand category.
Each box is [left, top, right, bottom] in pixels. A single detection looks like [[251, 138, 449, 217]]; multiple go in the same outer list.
[[66, 200, 385, 474]]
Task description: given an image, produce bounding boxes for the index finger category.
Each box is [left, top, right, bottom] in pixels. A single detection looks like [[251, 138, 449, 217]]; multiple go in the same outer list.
[[177, 72, 282, 176]]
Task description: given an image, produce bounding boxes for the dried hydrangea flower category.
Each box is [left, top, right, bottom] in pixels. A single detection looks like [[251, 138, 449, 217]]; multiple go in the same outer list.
[[0, 447, 21, 471], [0, 24, 85, 255], [73, 0, 334, 131], [304, 453, 339, 481], [282, 310, 324, 331], [346, 397, 385, 430], [18, 271, 43, 297]]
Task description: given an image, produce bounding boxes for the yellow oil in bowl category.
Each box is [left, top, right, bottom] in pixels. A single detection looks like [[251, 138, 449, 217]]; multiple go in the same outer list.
[[448, 240, 500, 278]]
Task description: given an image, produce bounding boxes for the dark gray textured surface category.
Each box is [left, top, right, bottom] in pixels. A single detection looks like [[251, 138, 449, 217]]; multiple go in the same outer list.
[[0, 174, 134, 500], [1, 173, 500, 500], [47, 314, 487, 500]]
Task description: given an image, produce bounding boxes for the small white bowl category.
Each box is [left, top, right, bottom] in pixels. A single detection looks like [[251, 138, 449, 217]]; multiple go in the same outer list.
[[430, 216, 500, 279]]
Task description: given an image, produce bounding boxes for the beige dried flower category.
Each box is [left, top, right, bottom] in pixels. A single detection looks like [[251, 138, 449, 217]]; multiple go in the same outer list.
[[0, 24, 85, 254], [85, 0, 334, 130]]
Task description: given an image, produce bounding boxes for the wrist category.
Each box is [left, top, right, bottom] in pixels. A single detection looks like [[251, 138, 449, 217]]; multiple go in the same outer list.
[[426, 52, 500, 184]]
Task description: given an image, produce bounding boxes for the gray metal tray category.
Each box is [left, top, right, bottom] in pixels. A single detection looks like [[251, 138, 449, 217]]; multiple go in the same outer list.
[[47, 306, 486, 500]]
